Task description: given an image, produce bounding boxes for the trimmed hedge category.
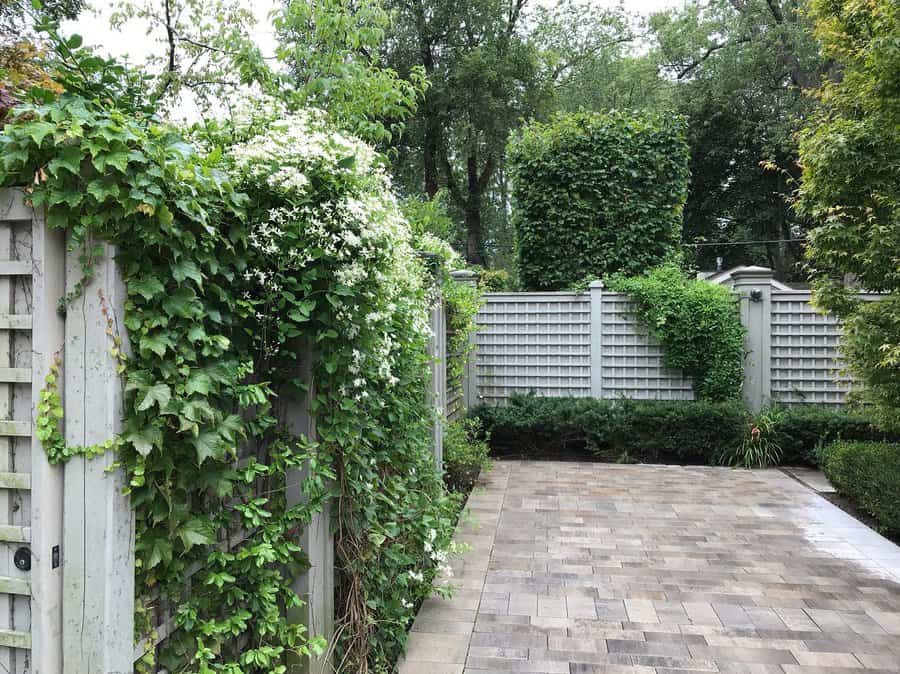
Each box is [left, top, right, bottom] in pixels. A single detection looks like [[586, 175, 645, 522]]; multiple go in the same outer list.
[[472, 395, 897, 467], [472, 395, 746, 464], [774, 406, 899, 466], [508, 111, 690, 291], [822, 441, 900, 536]]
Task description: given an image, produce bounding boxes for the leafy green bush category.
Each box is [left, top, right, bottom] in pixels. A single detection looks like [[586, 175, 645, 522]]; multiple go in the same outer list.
[[822, 441, 900, 536], [773, 405, 899, 466], [603, 399, 747, 464], [472, 395, 746, 464], [477, 268, 513, 292], [508, 111, 690, 291], [443, 418, 492, 494], [607, 265, 746, 400]]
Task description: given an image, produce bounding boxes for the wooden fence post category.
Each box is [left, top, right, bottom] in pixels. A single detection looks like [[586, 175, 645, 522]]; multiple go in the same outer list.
[[30, 201, 66, 674], [61, 240, 134, 672], [732, 266, 774, 412], [589, 280, 604, 399], [450, 270, 479, 411], [285, 344, 333, 674], [427, 278, 446, 472]]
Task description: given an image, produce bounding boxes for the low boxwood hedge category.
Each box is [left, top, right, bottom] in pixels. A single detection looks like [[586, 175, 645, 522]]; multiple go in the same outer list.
[[472, 394, 896, 467], [774, 406, 898, 466], [822, 441, 900, 536], [471, 394, 746, 464]]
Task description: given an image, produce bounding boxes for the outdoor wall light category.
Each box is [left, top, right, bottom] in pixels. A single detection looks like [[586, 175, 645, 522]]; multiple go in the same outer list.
[[750, 289, 764, 303]]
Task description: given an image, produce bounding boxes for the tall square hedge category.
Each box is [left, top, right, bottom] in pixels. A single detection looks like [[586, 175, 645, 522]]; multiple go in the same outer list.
[[508, 111, 690, 291]]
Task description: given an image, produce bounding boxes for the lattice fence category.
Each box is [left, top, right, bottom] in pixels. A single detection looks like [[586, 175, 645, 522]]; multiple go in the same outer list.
[[471, 280, 868, 408], [474, 293, 591, 403]]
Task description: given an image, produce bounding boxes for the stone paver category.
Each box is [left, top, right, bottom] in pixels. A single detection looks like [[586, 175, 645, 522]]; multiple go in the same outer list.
[[399, 461, 900, 674]]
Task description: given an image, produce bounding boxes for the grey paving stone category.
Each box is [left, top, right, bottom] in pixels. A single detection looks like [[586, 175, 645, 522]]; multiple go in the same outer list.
[[400, 461, 900, 674]]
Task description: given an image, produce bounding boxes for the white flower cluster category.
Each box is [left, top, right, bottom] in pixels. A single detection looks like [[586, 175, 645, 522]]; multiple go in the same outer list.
[[229, 107, 432, 388], [230, 109, 380, 197]]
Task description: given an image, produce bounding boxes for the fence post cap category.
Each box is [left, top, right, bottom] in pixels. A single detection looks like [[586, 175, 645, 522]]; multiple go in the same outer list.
[[589, 279, 604, 289], [731, 266, 775, 283]]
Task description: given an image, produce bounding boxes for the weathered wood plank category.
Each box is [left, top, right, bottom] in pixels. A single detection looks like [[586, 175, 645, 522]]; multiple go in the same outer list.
[[0, 369, 29, 384], [0, 629, 31, 650], [0, 189, 31, 222], [30, 197, 66, 673], [0, 262, 31, 277], [0, 526, 30, 543], [0, 473, 30, 490], [0, 577, 29, 596], [63, 240, 135, 673], [0, 421, 30, 437], [0, 315, 29, 331]]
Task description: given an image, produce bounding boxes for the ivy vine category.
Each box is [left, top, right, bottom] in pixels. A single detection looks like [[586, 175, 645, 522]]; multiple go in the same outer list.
[[607, 265, 746, 400], [2, 35, 462, 674]]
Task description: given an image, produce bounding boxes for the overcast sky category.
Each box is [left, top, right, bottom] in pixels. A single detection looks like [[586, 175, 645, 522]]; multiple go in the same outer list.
[[66, 0, 686, 65]]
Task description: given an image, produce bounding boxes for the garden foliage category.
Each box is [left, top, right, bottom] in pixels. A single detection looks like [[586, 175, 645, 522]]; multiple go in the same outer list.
[[508, 111, 690, 291], [798, 0, 900, 431], [773, 405, 899, 466], [473, 395, 896, 469], [472, 395, 748, 464], [822, 441, 900, 536], [1, 39, 460, 673], [442, 418, 491, 494], [607, 265, 746, 400]]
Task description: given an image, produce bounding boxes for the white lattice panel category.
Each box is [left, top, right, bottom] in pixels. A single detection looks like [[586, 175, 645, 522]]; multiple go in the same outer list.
[[771, 291, 850, 405], [475, 293, 591, 402], [599, 293, 694, 400]]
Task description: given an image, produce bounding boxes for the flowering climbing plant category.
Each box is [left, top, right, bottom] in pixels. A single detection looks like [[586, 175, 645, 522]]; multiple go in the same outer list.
[[1, 44, 459, 674]]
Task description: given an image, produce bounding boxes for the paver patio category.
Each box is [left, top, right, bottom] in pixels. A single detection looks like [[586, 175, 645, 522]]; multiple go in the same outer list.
[[398, 460, 900, 674]]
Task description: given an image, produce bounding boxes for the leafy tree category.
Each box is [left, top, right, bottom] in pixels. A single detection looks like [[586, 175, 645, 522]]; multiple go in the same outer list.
[[109, 0, 272, 113], [509, 110, 690, 291], [275, 0, 426, 144], [0, 0, 85, 115], [649, 0, 824, 279], [797, 0, 900, 430], [384, 0, 633, 266]]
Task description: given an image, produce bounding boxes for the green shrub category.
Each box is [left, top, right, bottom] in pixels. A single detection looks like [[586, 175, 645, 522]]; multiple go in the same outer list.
[[508, 111, 690, 291], [607, 265, 746, 400], [822, 441, 900, 536], [773, 405, 899, 466], [443, 418, 492, 494], [603, 399, 747, 464], [472, 395, 746, 464]]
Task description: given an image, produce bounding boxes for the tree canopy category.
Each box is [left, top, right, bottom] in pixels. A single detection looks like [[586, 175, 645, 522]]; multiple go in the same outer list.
[[798, 0, 900, 429]]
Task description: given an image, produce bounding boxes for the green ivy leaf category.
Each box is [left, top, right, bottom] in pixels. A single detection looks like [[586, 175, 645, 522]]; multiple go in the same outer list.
[[23, 121, 55, 145], [193, 430, 224, 464], [139, 332, 174, 357], [127, 425, 163, 456], [137, 383, 171, 412], [172, 259, 203, 288], [129, 276, 164, 301], [185, 372, 213, 396], [177, 518, 215, 551]]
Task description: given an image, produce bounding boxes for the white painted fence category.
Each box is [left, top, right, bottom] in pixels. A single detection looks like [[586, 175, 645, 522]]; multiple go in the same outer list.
[[1, 188, 449, 673], [471, 269, 865, 411]]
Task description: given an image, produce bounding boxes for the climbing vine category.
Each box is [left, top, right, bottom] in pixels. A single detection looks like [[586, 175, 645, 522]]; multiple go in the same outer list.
[[607, 265, 746, 400], [2, 38, 458, 674]]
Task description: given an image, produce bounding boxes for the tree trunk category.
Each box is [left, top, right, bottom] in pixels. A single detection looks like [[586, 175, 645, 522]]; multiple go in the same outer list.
[[423, 100, 440, 198], [465, 149, 484, 265]]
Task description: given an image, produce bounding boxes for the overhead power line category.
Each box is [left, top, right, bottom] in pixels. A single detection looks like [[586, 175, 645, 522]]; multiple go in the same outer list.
[[684, 238, 807, 248]]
